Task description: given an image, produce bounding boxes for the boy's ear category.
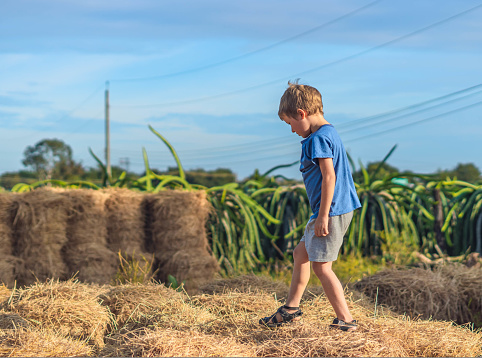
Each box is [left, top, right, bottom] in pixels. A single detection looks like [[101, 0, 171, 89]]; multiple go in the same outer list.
[[297, 108, 308, 119]]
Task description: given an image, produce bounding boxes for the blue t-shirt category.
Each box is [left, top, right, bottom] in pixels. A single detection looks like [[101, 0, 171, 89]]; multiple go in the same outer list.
[[300, 124, 361, 219]]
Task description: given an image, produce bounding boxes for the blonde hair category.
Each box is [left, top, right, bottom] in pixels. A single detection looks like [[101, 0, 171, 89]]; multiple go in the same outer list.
[[278, 80, 324, 117]]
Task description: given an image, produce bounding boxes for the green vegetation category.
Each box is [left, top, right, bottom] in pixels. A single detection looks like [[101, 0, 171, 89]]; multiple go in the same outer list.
[[2, 126, 482, 276]]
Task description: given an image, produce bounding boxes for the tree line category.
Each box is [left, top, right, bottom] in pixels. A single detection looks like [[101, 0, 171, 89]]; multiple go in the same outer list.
[[0, 138, 480, 190]]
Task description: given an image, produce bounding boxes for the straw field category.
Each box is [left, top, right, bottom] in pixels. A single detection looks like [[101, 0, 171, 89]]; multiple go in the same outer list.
[[0, 275, 480, 357]]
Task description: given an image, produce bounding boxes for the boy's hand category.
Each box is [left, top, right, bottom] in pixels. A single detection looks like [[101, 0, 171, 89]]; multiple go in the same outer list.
[[314, 215, 329, 237]]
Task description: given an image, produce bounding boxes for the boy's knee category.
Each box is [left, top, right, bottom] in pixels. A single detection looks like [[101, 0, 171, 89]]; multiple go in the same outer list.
[[293, 243, 309, 263], [312, 261, 333, 275]]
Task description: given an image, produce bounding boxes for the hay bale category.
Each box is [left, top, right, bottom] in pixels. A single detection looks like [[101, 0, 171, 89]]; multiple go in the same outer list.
[[62, 188, 108, 246], [10, 188, 69, 285], [0, 192, 13, 254], [100, 283, 215, 332], [157, 248, 219, 293], [104, 188, 147, 258], [63, 242, 118, 284], [49, 188, 119, 285], [5, 278, 110, 349], [144, 190, 219, 293], [61, 189, 118, 284], [354, 264, 482, 325], [102, 327, 256, 358], [0, 327, 93, 357], [0, 193, 17, 286], [0, 256, 21, 288], [145, 190, 213, 253]]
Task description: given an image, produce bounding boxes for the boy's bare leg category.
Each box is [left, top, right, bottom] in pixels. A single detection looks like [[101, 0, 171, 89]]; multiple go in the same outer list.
[[267, 242, 310, 323], [312, 261, 354, 326]]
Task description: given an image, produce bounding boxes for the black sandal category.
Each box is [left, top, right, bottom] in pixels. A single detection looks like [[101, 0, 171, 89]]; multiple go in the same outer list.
[[259, 305, 303, 328], [329, 318, 357, 331]]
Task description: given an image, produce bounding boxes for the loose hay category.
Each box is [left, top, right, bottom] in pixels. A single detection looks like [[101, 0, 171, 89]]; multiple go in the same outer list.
[[354, 263, 482, 326], [199, 273, 325, 301], [100, 282, 216, 332], [10, 188, 69, 285], [5, 278, 110, 349], [0, 312, 29, 330], [200, 273, 291, 298], [0, 276, 480, 357], [103, 327, 257, 357], [0, 327, 93, 357], [0, 284, 11, 303]]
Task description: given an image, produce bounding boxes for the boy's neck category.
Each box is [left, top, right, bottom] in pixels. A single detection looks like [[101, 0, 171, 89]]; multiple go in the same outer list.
[[307, 112, 330, 134]]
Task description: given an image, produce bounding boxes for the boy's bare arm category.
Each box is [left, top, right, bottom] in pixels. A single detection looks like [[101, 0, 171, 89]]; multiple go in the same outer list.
[[315, 158, 336, 237]]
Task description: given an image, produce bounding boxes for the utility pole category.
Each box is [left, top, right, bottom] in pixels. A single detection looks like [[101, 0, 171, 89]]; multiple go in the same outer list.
[[105, 81, 112, 179]]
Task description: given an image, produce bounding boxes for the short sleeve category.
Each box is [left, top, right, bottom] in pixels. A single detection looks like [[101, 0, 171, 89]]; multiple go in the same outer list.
[[311, 134, 333, 165]]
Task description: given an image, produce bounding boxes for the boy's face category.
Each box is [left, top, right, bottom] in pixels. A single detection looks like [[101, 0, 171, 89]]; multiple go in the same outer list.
[[280, 111, 311, 138]]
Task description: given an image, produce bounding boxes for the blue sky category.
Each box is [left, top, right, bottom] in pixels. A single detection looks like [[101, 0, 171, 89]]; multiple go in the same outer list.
[[1, 0, 481, 180]]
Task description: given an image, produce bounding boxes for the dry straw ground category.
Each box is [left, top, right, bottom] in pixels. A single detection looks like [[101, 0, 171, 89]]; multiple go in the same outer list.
[[0, 275, 480, 357], [354, 263, 482, 327]]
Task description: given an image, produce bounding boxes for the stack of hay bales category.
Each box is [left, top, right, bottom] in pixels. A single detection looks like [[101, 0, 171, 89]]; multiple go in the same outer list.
[[9, 188, 69, 286], [61, 188, 118, 285], [104, 188, 150, 263], [144, 190, 219, 292], [0, 193, 18, 287]]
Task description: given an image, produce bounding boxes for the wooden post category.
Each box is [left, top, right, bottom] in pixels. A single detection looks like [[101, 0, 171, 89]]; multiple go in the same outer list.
[[434, 189, 446, 253], [105, 81, 111, 179]]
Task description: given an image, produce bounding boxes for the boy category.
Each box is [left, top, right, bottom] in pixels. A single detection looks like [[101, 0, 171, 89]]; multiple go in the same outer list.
[[259, 81, 361, 331]]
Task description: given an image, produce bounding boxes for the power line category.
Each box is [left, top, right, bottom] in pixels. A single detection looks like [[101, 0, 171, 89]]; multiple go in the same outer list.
[[140, 99, 482, 167], [338, 88, 482, 134], [108, 82, 481, 158], [113, 3, 482, 109], [345, 100, 482, 143], [336, 84, 482, 128], [109, 0, 382, 83]]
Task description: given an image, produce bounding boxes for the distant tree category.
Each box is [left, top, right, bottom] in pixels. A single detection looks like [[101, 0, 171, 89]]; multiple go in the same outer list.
[[22, 139, 85, 180], [353, 161, 400, 183], [153, 167, 237, 187], [449, 163, 481, 182], [0, 170, 37, 190]]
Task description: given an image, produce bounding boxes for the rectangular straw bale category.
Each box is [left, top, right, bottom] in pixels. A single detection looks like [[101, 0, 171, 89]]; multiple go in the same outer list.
[[63, 242, 118, 284], [10, 188, 69, 286], [0, 192, 14, 256], [157, 248, 219, 293], [104, 188, 147, 258], [145, 190, 213, 255], [0, 193, 17, 287], [62, 188, 108, 246], [0, 256, 21, 288]]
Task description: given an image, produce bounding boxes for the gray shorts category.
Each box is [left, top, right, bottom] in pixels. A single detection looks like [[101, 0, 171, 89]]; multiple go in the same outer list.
[[300, 211, 353, 262]]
